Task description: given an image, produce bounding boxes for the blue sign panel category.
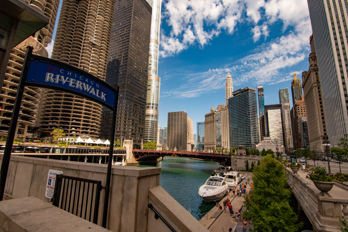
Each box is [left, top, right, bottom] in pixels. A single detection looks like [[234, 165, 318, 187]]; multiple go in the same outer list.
[[26, 58, 116, 109]]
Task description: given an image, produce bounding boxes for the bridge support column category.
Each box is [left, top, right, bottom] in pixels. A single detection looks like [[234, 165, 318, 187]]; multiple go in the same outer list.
[[124, 139, 138, 165]]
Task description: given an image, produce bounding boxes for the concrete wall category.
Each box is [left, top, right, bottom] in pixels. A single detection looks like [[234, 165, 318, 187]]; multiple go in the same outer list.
[[0, 155, 208, 232], [0, 155, 160, 231]]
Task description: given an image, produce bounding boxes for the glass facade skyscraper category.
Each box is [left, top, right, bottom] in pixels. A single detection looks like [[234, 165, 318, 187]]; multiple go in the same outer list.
[[279, 88, 290, 104], [144, 0, 162, 143], [228, 87, 259, 148], [101, 0, 152, 145], [257, 86, 264, 116], [167, 111, 187, 151], [197, 122, 204, 151], [307, 0, 348, 145]]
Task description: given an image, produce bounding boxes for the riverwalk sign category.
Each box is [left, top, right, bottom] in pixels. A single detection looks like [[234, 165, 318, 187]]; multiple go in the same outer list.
[[0, 47, 118, 228]]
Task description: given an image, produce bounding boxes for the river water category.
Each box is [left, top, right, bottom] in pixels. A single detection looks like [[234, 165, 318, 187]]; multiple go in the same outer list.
[[141, 156, 221, 220]]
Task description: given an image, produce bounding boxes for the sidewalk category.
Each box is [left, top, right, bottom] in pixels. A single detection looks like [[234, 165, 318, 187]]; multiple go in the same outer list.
[[200, 173, 253, 232]]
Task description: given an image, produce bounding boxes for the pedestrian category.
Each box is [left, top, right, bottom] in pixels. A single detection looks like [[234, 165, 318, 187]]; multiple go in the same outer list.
[[239, 189, 242, 196], [232, 187, 236, 195], [250, 183, 253, 189], [218, 205, 223, 211], [223, 198, 228, 212], [227, 201, 234, 216], [302, 164, 306, 172], [243, 218, 248, 232]]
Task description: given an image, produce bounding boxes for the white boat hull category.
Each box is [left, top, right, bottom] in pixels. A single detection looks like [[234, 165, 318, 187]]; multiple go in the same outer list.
[[198, 186, 228, 203]]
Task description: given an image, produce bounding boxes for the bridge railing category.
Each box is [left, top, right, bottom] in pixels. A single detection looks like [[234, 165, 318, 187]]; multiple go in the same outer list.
[[286, 167, 347, 231]]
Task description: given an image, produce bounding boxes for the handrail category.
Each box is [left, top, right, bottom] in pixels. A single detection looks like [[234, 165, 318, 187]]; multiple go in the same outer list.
[[148, 203, 176, 232]]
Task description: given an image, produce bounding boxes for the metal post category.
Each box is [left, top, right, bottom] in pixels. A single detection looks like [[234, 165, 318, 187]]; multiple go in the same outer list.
[[0, 46, 32, 201], [102, 87, 119, 228], [326, 143, 331, 174]]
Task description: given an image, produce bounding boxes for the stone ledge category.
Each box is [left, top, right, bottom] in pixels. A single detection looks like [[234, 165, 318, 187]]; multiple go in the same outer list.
[[0, 197, 111, 232]]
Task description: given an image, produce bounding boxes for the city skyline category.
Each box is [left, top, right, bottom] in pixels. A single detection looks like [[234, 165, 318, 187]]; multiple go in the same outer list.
[[46, 0, 312, 135]]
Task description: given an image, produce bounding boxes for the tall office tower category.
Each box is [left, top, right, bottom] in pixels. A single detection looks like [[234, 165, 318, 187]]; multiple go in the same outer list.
[[264, 104, 284, 146], [259, 115, 266, 141], [0, 0, 60, 139], [291, 74, 303, 105], [163, 126, 167, 148], [39, 0, 115, 139], [302, 35, 328, 151], [187, 117, 194, 150], [204, 107, 216, 151], [292, 95, 307, 148], [167, 111, 187, 151], [257, 86, 265, 116], [299, 117, 309, 148], [100, 0, 152, 144], [220, 105, 230, 150], [228, 87, 259, 148], [225, 73, 233, 105], [279, 88, 293, 152], [144, 0, 162, 143], [307, 0, 348, 145], [197, 122, 204, 151], [157, 125, 163, 145]]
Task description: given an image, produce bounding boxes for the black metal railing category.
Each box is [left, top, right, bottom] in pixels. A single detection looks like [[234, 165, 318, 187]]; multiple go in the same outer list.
[[148, 203, 176, 232], [52, 174, 103, 224]]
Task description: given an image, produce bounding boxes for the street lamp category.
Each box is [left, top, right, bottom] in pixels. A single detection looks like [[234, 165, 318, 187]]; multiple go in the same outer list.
[[322, 141, 331, 173]]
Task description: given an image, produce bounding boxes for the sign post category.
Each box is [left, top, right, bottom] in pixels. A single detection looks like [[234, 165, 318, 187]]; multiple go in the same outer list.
[[0, 46, 118, 228]]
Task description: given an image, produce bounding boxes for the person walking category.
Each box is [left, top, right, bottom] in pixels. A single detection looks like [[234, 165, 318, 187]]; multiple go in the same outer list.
[[243, 218, 248, 232], [226, 201, 234, 216]]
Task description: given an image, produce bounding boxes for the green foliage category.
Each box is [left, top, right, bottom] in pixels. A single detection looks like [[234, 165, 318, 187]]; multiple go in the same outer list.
[[50, 129, 65, 144], [266, 149, 274, 156], [245, 160, 249, 171], [334, 173, 348, 182], [290, 162, 300, 168], [251, 161, 255, 171], [261, 148, 266, 156], [257, 160, 260, 166], [243, 155, 303, 232], [143, 141, 157, 150], [245, 147, 251, 155], [308, 167, 334, 182], [230, 147, 237, 155], [254, 149, 260, 156], [340, 218, 348, 232], [114, 139, 121, 147], [302, 148, 311, 160]]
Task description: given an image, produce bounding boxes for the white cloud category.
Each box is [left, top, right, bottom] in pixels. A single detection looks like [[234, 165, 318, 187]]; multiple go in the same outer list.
[[46, 41, 54, 58]]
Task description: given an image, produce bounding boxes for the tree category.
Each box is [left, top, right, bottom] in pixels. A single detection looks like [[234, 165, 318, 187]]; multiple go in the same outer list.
[[245, 160, 249, 171], [302, 148, 312, 165], [114, 139, 121, 147], [261, 148, 266, 156], [254, 149, 260, 156], [51, 129, 65, 144], [331, 147, 345, 173], [310, 150, 321, 167], [143, 141, 157, 150], [266, 149, 274, 156], [295, 148, 303, 158], [245, 147, 251, 156], [230, 147, 237, 155], [251, 161, 255, 171], [243, 155, 303, 231]]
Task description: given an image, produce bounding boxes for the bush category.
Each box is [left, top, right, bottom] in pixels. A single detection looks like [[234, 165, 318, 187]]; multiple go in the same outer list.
[[308, 167, 334, 182]]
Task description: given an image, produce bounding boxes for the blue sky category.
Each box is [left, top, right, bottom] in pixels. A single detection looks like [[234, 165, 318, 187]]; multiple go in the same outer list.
[[157, 0, 312, 133]]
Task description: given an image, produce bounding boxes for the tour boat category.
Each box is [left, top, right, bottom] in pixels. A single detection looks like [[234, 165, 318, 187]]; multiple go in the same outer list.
[[223, 170, 241, 188], [198, 175, 229, 203]]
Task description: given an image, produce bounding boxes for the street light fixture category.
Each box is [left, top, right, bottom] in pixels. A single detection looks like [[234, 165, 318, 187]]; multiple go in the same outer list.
[[322, 141, 331, 173]]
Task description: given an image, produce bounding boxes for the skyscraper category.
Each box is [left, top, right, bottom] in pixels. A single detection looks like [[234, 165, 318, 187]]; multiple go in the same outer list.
[[0, 0, 60, 139], [228, 87, 259, 148], [302, 35, 328, 151], [101, 0, 152, 145], [264, 104, 283, 146], [167, 111, 187, 151], [204, 107, 216, 151], [225, 73, 233, 105], [257, 86, 265, 116], [291, 74, 303, 106], [292, 95, 307, 148], [307, 0, 348, 145], [144, 0, 162, 143], [39, 0, 115, 138], [279, 88, 293, 152], [187, 117, 194, 150], [197, 122, 204, 151]]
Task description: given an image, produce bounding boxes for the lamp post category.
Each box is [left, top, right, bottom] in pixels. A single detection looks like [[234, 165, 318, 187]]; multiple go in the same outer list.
[[322, 141, 331, 173]]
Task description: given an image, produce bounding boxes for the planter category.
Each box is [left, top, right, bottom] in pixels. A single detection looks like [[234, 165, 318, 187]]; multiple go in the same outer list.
[[313, 180, 334, 195], [290, 166, 299, 174]]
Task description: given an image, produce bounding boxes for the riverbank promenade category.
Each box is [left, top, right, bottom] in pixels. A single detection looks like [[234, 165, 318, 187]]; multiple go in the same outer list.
[[200, 172, 253, 232]]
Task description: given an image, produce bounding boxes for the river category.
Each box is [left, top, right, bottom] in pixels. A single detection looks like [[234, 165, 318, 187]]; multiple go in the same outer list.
[[140, 156, 222, 220]]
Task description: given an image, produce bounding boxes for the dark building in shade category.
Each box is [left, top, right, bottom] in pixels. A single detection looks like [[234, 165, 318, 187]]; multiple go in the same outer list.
[[228, 87, 259, 148], [100, 0, 151, 146], [167, 111, 187, 151], [291, 74, 303, 106]]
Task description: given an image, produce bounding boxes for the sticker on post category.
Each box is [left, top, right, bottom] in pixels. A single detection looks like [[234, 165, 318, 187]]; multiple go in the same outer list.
[[45, 169, 63, 199]]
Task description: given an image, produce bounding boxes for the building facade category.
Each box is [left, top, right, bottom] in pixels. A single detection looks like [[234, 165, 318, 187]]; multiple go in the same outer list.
[[100, 0, 151, 145], [39, 0, 115, 139], [229, 87, 259, 148], [0, 0, 60, 139], [279, 88, 293, 152], [292, 95, 307, 149], [204, 107, 216, 151], [291, 74, 303, 106], [187, 117, 194, 150], [144, 0, 161, 143], [225, 73, 233, 105], [307, 0, 348, 145], [196, 122, 204, 151], [257, 86, 265, 116], [264, 104, 284, 146], [298, 117, 309, 148], [167, 111, 187, 151], [302, 35, 328, 151]]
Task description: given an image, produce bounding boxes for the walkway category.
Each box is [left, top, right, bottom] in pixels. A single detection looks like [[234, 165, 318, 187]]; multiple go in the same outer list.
[[200, 172, 254, 232]]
